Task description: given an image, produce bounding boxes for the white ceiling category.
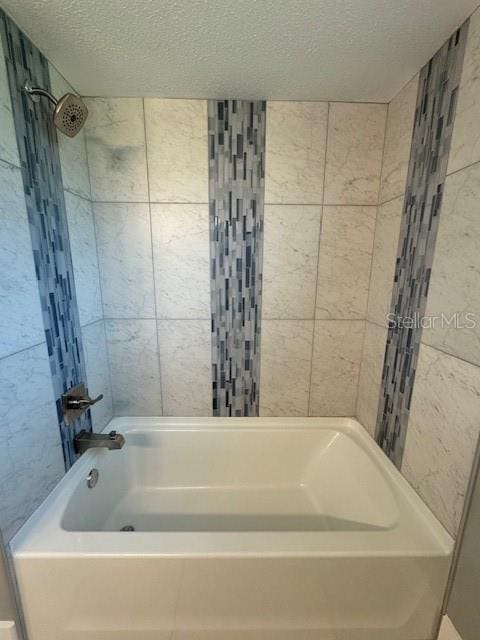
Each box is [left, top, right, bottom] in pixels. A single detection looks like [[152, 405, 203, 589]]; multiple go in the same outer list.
[[2, 0, 479, 102]]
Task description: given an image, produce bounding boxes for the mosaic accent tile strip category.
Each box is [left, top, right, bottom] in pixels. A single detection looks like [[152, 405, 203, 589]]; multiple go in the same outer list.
[[209, 100, 266, 416], [0, 11, 91, 468], [375, 21, 469, 467]]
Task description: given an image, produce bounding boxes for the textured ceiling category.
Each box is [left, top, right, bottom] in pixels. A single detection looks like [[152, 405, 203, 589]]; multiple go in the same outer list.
[[2, 0, 479, 101]]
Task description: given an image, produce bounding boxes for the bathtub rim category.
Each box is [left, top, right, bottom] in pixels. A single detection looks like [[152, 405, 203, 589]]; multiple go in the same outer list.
[[10, 417, 453, 559]]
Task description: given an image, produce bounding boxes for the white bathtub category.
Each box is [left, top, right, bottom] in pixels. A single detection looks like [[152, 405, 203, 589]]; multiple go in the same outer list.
[[11, 417, 452, 640]]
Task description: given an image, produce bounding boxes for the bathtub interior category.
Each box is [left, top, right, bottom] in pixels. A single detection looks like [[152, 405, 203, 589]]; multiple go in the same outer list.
[[61, 425, 399, 533]]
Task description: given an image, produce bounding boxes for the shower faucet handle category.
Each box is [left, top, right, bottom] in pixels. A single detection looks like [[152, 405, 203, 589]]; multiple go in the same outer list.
[[62, 383, 104, 425], [66, 393, 104, 409]]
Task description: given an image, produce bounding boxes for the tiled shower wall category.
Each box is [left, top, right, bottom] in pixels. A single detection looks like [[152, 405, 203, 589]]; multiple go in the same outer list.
[[0, 13, 112, 542], [0, 45, 64, 542], [84, 98, 211, 417], [262, 101, 386, 416], [84, 98, 387, 418], [357, 9, 480, 539], [49, 69, 113, 435]]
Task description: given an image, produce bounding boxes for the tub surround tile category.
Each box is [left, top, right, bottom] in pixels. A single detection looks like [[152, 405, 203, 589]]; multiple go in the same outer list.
[[379, 75, 418, 204], [316, 206, 375, 320], [423, 165, 480, 366], [158, 320, 211, 416], [0, 343, 64, 542], [0, 160, 45, 358], [105, 319, 162, 416], [265, 101, 328, 204], [377, 25, 468, 466], [151, 204, 210, 319], [367, 196, 403, 327], [402, 343, 480, 536], [49, 65, 91, 201], [324, 103, 386, 205], [209, 100, 265, 417], [448, 7, 480, 175], [2, 13, 91, 467], [356, 322, 387, 437], [260, 320, 313, 416], [84, 97, 148, 202], [263, 205, 322, 319], [145, 99, 208, 203], [0, 45, 18, 167], [65, 191, 102, 327], [82, 320, 113, 431], [94, 202, 155, 319], [309, 320, 364, 416]]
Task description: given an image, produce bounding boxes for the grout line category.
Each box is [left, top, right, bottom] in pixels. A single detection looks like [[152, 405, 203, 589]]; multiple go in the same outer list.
[[100, 317, 371, 322], [377, 192, 408, 207], [83, 122, 115, 425], [81, 95, 390, 106], [265, 201, 376, 207], [89, 197, 421, 211], [0, 339, 48, 363], [446, 156, 480, 179], [355, 98, 390, 422], [263, 317, 366, 322], [419, 339, 480, 371], [0, 155, 21, 172], [63, 187, 92, 203], [80, 318, 104, 329], [307, 102, 330, 416], [143, 97, 165, 414], [90, 200, 209, 206], [101, 317, 211, 322]]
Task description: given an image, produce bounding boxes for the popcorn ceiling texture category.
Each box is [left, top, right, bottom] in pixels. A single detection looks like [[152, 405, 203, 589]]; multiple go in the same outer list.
[[1, 0, 478, 101]]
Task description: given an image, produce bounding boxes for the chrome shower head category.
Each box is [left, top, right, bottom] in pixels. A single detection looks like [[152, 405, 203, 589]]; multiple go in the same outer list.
[[24, 81, 88, 138]]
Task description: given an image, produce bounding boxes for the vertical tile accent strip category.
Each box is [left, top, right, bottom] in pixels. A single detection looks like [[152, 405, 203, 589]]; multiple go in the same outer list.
[[0, 11, 91, 468], [376, 21, 469, 467], [209, 100, 266, 416]]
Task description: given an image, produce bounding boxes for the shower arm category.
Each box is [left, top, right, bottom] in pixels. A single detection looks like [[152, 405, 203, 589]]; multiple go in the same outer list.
[[24, 81, 58, 106]]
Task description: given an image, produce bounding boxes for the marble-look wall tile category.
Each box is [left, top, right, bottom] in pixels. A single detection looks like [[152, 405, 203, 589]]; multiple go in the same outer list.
[[84, 98, 148, 202], [403, 343, 480, 536], [81, 320, 113, 431], [309, 320, 364, 416], [376, 25, 468, 465], [0, 343, 64, 542], [65, 191, 102, 327], [151, 204, 210, 319], [367, 196, 403, 326], [105, 319, 162, 416], [423, 164, 480, 366], [0, 46, 18, 167], [265, 101, 328, 204], [0, 160, 45, 358], [94, 202, 155, 318], [448, 7, 480, 175], [49, 64, 91, 200], [260, 320, 313, 416], [158, 320, 211, 416], [145, 99, 208, 203], [324, 103, 387, 205], [379, 75, 418, 204], [316, 206, 375, 319], [2, 12, 92, 466], [356, 321, 387, 436], [263, 205, 321, 319]]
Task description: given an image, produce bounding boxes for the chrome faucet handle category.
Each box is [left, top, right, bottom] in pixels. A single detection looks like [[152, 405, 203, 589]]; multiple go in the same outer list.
[[66, 393, 103, 409], [62, 383, 104, 425]]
